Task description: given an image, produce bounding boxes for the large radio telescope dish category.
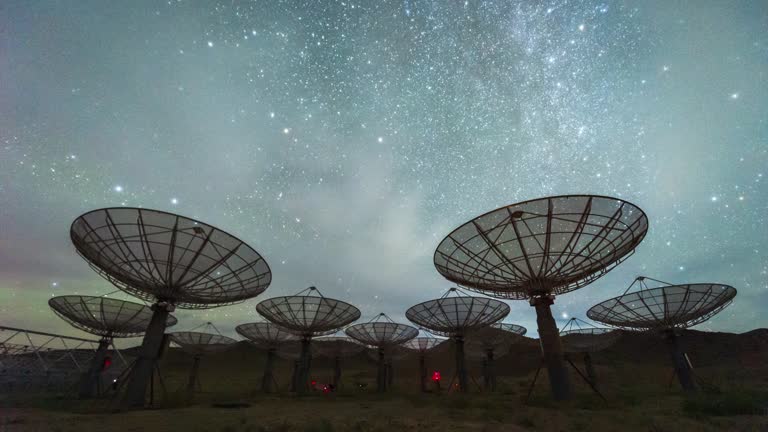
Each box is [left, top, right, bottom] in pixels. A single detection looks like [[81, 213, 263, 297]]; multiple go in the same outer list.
[[346, 314, 418, 393], [403, 336, 445, 353], [587, 276, 737, 392], [49, 295, 178, 339], [48, 295, 178, 399], [433, 195, 648, 400], [71, 208, 272, 308], [405, 288, 510, 337], [434, 195, 648, 299], [256, 287, 360, 338], [70, 207, 272, 407], [256, 287, 360, 394], [405, 288, 509, 392], [586, 277, 737, 331], [345, 314, 419, 348]]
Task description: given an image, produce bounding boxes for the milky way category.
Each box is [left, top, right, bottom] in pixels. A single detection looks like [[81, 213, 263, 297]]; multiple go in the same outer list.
[[1, 1, 766, 341]]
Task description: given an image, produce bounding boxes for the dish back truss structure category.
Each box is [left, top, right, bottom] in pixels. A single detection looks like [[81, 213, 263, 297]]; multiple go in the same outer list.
[[0, 326, 129, 394], [587, 276, 736, 392], [236, 322, 299, 393], [406, 288, 509, 392], [168, 324, 236, 401], [49, 295, 178, 398], [403, 334, 446, 392], [70, 207, 272, 407], [433, 195, 648, 400], [346, 313, 418, 392], [466, 323, 527, 392], [256, 286, 360, 394], [312, 335, 364, 389]]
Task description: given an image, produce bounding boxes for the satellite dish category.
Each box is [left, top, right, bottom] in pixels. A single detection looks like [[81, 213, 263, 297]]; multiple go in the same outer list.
[[49, 295, 178, 398], [256, 286, 360, 393], [587, 276, 736, 392], [433, 195, 648, 400], [70, 207, 272, 407], [559, 317, 621, 390], [466, 323, 527, 392], [406, 287, 510, 392], [236, 322, 299, 393], [346, 313, 418, 392], [402, 334, 447, 393], [167, 324, 236, 402]]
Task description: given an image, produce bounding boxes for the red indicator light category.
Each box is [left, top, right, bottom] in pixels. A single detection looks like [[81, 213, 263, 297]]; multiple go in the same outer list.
[[432, 371, 441, 382], [102, 356, 112, 371]]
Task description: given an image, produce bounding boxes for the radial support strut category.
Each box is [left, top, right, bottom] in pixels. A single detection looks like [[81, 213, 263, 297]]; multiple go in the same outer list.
[[664, 330, 696, 392], [78, 337, 110, 398], [122, 303, 171, 408], [531, 295, 571, 400]]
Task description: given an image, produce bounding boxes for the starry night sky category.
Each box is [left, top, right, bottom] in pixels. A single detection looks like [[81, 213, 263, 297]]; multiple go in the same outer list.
[[1, 1, 766, 344]]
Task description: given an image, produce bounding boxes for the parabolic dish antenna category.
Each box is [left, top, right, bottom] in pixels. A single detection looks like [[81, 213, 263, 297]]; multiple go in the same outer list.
[[256, 286, 360, 394], [346, 313, 418, 392], [406, 287, 509, 392], [70, 207, 272, 407], [466, 322, 527, 392], [403, 334, 446, 393], [587, 276, 736, 392], [559, 317, 621, 390], [236, 322, 299, 393], [49, 295, 178, 398], [168, 327, 236, 401], [433, 195, 648, 400], [312, 336, 365, 389]]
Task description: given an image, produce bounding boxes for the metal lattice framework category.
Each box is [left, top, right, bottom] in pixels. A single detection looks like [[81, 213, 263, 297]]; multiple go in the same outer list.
[[0, 326, 130, 394], [405, 288, 510, 337], [49, 295, 178, 338], [70, 207, 272, 309], [256, 287, 361, 337], [236, 322, 299, 350], [434, 195, 648, 299], [312, 336, 365, 358], [586, 277, 737, 331], [168, 331, 237, 355], [345, 314, 419, 348], [559, 318, 621, 353]]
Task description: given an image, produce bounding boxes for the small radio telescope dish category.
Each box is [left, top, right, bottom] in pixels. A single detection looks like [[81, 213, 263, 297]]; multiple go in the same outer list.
[[313, 335, 365, 389], [559, 317, 621, 390], [168, 324, 236, 401], [403, 334, 446, 393], [466, 323, 527, 392], [256, 286, 360, 394], [346, 313, 418, 392], [70, 207, 272, 406], [405, 287, 510, 392], [236, 322, 299, 393], [49, 295, 178, 398], [433, 195, 648, 400], [587, 276, 736, 392]]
